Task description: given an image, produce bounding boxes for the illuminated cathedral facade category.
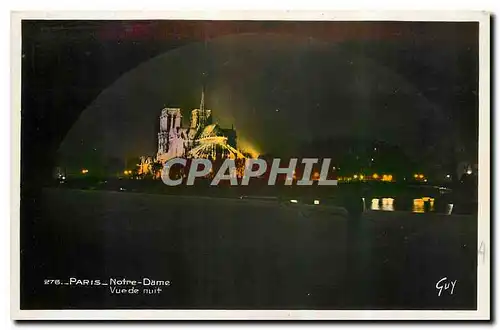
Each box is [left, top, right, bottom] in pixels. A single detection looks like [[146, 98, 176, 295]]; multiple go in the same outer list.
[[156, 89, 239, 163]]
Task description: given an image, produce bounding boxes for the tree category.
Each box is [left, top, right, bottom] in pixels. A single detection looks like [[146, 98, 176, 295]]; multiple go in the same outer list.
[[151, 161, 163, 180]]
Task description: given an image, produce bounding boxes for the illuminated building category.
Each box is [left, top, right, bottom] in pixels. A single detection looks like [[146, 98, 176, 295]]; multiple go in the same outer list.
[[156, 88, 240, 163]]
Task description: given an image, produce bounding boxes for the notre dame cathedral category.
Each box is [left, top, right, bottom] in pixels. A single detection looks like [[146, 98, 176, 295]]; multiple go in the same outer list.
[[156, 89, 238, 163]]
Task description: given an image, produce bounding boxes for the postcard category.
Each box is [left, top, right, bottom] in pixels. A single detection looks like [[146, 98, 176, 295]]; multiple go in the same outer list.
[[11, 10, 490, 320]]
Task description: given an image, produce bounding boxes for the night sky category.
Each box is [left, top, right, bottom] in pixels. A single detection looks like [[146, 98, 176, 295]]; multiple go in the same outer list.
[[22, 20, 479, 180]]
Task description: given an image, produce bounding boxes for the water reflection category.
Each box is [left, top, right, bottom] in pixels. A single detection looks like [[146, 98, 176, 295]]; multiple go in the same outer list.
[[381, 198, 394, 211], [412, 198, 425, 213], [371, 197, 395, 211], [446, 203, 454, 215], [370, 197, 435, 213]]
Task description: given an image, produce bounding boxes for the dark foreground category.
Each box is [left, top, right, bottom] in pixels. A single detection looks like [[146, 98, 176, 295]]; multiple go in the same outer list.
[[21, 188, 477, 310]]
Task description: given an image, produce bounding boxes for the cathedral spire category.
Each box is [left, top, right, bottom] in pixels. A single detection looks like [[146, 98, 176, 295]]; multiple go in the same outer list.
[[200, 27, 208, 112], [200, 84, 205, 111], [200, 26, 208, 113]]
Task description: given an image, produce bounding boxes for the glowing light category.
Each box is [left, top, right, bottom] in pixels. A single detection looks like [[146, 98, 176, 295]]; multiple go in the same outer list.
[[413, 198, 425, 213], [381, 197, 394, 211], [81, 169, 89, 174], [359, 174, 364, 180], [419, 174, 424, 179], [314, 200, 320, 205], [381, 174, 393, 182], [372, 173, 379, 179], [137, 157, 154, 176], [353, 174, 358, 179], [382, 198, 394, 204], [290, 199, 298, 204], [466, 169, 473, 175], [414, 174, 419, 179], [371, 198, 380, 211]]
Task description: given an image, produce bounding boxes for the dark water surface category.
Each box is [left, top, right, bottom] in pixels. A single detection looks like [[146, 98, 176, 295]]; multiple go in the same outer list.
[[20, 188, 477, 310]]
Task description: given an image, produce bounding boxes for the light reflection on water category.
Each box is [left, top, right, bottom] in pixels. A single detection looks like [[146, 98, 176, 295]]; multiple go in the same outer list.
[[370, 197, 435, 213], [382, 198, 395, 212]]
